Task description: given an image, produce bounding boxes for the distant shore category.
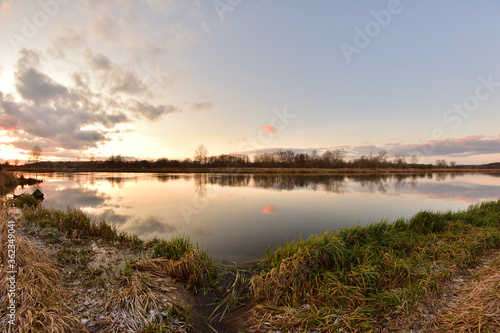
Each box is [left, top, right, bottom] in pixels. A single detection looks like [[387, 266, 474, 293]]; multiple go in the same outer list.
[[6, 165, 500, 175]]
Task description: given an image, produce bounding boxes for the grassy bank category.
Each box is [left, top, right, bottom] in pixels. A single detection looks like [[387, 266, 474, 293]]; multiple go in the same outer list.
[[0, 200, 219, 332], [247, 200, 500, 332], [0, 172, 18, 196], [0, 172, 43, 196], [1, 197, 500, 332]]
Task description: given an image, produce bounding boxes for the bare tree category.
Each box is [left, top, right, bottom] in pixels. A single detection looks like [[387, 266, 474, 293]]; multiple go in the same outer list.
[[410, 154, 419, 165], [194, 144, 208, 164], [31, 146, 42, 164], [435, 159, 447, 168]]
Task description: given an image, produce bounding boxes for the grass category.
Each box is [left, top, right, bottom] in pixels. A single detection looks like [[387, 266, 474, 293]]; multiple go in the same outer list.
[[435, 251, 500, 331], [0, 171, 19, 196], [103, 271, 191, 332], [7, 194, 40, 208], [152, 236, 193, 260], [0, 207, 85, 332], [0, 202, 219, 332], [134, 238, 219, 291], [2, 198, 500, 332], [22, 206, 119, 241], [20, 205, 219, 291], [248, 199, 500, 331]]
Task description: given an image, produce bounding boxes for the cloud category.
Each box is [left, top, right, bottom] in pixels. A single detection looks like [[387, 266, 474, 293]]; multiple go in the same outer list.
[[85, 50, 112, 70], [189, 102, 212, 111], [384, 135, 500, 158], [89, 15, 118, 41], [130, 101, 178, 121], [124, 216, 178, 235], [0, 47, 180, 155], [239, 135, 500, 160], [16, 68, 69, 104], [0, 1, 11, 19], [261, 125, 277, 134], [49, 27, 86, 58], [261, 205, 277, 214]]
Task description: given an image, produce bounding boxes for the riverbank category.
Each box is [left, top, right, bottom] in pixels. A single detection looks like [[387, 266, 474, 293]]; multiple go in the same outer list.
[[1, 197, 500, 332], [6, 165, 500, 175], [0, 172, 42, 196]]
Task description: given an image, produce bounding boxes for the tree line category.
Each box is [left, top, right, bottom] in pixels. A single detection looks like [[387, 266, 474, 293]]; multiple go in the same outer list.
[[3, 144, 471, 171]]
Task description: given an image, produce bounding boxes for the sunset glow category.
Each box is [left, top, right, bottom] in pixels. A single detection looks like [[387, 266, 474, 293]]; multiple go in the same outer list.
[[0, 1, 499, 164]]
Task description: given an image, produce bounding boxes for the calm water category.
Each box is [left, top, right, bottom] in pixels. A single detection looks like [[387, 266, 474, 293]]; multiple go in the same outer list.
[[12, 172, 500, 262]]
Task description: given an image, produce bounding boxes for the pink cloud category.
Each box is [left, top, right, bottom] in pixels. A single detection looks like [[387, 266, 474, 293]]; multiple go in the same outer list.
[[261, 205, 277, 214], [261, 125, 277, 134]]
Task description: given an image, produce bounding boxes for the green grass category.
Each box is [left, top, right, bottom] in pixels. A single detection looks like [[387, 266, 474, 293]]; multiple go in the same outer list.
[[144, 236, 219, 291], [250, 199, 500, 331], [7, 198, 500, 331], [23, 205, 119, 240], [7, 193, 41, 208], [152, 236, 193, 260]]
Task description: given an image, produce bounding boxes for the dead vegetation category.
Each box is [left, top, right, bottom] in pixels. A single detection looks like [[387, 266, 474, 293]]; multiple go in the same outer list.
[[0, 203, 199, 332], [434, 251, 500, 332], [0, 206, 86, 332], [0, 172, 19, 196], [2, 198, 500, 332]]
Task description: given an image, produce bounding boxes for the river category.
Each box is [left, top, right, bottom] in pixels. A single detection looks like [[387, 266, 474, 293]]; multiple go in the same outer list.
[[12, 171, 500, 262]]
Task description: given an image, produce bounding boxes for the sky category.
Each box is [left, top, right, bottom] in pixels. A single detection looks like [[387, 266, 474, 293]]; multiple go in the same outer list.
[[0, 0, 499, 165]]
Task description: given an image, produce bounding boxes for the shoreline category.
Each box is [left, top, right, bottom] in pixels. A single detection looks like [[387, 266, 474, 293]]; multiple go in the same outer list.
[[0, 172, 42, 196], [1, 197, 500, 332], [6, 166, 500, 175]]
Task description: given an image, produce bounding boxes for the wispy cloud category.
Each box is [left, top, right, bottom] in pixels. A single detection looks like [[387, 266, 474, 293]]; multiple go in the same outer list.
[[240, 135, 500, 159], [261, 125, 277, 134], [189, 102, 212, 112]]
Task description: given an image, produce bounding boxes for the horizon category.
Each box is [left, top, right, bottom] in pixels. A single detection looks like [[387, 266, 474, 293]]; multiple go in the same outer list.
[[1, 1, 500, 165]]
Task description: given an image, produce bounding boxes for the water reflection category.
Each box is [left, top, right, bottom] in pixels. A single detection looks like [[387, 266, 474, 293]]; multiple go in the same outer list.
[[12, 171, 500, 262], [186, 173, 476, 197], [261, 205, 278, 214]]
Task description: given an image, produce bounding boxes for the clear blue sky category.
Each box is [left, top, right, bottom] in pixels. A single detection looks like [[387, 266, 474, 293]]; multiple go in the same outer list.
[[1, 0, 499, 164]]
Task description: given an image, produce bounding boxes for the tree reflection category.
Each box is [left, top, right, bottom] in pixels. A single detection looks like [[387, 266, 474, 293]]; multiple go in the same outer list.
[[193, 174, 252, 198], [186, 172, 484, 198]]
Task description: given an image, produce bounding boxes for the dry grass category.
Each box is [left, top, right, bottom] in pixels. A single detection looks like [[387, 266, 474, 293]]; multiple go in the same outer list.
[[0, 203, 193, 332], [102, 271, 191, 332], [435, 251, 500, 332], [245, 200, 500, 332], [132, 249, 218, 291], [0, 206, 87, 332], [0, 172, 18, 196]]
